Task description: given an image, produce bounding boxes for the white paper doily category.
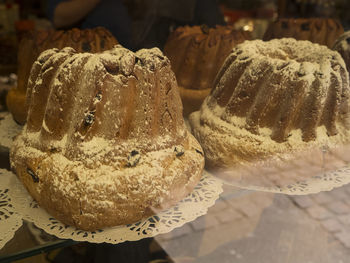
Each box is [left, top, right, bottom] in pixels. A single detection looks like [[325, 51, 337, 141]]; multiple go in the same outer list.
[[212, 145, 350, 195], [215, 167, 350, 195], [0, 169, 222, 249], [0, 112, 22, 149], [0, 170, 24, 249]]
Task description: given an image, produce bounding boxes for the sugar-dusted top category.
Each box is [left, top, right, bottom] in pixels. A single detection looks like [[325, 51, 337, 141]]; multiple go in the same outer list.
[[208, 38, 349, 143]]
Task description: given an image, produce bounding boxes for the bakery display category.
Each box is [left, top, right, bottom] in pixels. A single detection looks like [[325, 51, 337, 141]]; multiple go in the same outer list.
[[263, 18, 344, 48], [189, 38, 350, 169], [10, 45, 204, 230], [164, 25, 248, 116], [333, 31, 350, 77], [6, 27, 118, 125]]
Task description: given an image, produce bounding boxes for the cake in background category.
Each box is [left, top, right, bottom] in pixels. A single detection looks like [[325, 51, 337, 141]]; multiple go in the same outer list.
[[333, 31, 350, 78], [164, 25, 248, 116], [264, 0, 345, 48], [6, 27, 118, 125], [263, 18, 344, 48], [189, 38, 350, 170]]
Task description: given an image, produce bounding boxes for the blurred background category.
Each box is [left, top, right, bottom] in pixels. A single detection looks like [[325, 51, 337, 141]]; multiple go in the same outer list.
[[0, 0, 349, 75]]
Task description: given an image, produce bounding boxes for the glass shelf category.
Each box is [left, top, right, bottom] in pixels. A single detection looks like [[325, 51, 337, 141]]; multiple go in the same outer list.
[[155, 185, 350, 262], [2, 111, 350, 263], [0, 221, 76, 263], [2, 184, 350, 263]]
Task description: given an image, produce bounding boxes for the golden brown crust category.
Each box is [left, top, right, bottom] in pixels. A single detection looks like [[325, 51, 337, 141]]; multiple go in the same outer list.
[[11, 133, 204, 230], [190, 38, 350, 169], [164, 25, 248, 116], [11, 45, 204, 230], [7, 27, 118, 125]]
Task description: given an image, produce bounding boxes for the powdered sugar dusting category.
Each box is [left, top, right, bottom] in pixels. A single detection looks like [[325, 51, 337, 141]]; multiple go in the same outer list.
[[11, 128, 204, 229], [233, 38, 344, 83], [208, 38, 349, 145], [10, 44, 204, 230], [190, 95, 350, 167]]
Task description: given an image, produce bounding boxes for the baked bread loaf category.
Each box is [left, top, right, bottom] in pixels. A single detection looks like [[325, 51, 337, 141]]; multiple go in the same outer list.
[[333, 31, 350, 78], [164, 25, 248, 116], [189, 38, 350, 169], [10, 45, 204, 230], [263, 18, 344, 48], [6, 27, 118, 124]]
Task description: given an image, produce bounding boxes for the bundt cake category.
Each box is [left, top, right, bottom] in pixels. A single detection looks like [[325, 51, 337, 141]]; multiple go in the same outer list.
[[10, 45, 204, 230], [6, 27, 118, 125], [189, 38, 350, 169], [163, 25, 248, 116], [263, 18, 344, 48], [333, 31, 350, 78]]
